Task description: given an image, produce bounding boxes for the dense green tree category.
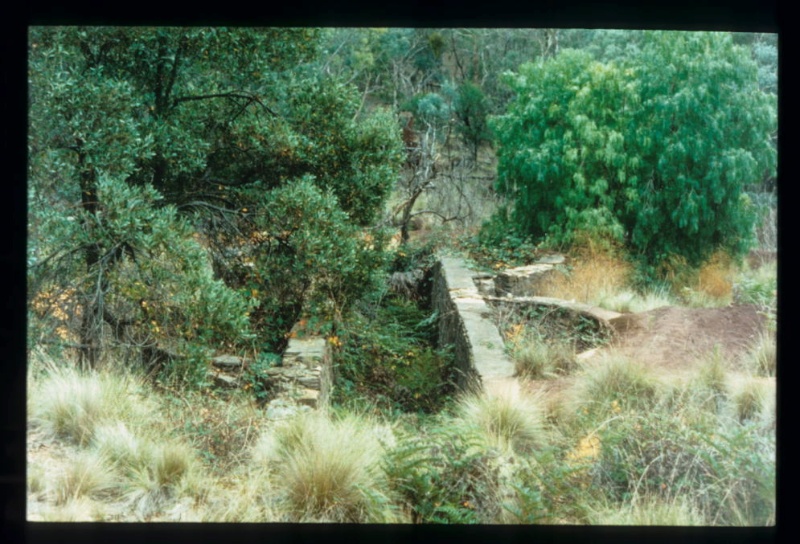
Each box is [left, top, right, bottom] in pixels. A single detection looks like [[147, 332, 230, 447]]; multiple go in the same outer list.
[[226, 177, 390, 352], [28, 26, 403, 371], [491, 31, 776, 276], [453, 81, 493, 159]]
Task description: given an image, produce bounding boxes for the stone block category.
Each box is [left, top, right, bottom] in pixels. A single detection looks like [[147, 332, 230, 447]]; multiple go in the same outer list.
[[494, 264, 563, 298], [211, 355, 248, 369], [297, 389, 320, 408]]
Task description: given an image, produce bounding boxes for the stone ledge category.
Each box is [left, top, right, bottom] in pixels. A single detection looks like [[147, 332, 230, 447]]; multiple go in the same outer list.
[[433, 255, 516, 394]]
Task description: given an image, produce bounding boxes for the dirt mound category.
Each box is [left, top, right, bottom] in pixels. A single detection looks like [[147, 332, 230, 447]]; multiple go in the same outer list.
[[606, 304, 768, 370]]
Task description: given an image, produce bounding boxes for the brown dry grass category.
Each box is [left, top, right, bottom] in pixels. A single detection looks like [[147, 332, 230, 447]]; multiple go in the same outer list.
[[695, 251, 736, 300], [539, 244, 632, 305]]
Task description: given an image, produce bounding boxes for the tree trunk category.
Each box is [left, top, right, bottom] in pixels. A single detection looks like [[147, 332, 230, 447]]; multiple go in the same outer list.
[[399, 185, 426, 244], [77, 148, 104, 369]]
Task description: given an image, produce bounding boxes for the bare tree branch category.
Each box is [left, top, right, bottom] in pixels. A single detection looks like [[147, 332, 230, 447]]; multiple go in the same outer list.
[[172, 91, 276, 116], [408, 210, 460, 223]]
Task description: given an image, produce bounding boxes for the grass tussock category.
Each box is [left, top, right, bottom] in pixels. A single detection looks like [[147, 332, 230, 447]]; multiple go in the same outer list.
[[728, 376, 775, 426], [695, 349, 729, 405], [509, 331, 577, 379], [39, 497, 100, 522], [747, 330, 776, 377], [92, 422, 146, 473], [28, 463, 46, 497], [52, 450, 116, 505], [454, 389, 548, 455], [549, 350, 776, 526], [197, 470, 276, 522], [252, 411, 397, 523], [572, 355, 662, 416], [531, 242, 679, 313], [30, 365, 152, 446], [27, 358, 208, 520], [590, 494, 707, 525], [112, 437, 205, 519], [596, 285, 676, 313]]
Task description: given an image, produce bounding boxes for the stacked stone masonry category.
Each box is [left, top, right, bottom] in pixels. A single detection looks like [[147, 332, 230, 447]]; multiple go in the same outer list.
[[432, 255, 519, 397], [273, 336, 332, 408]]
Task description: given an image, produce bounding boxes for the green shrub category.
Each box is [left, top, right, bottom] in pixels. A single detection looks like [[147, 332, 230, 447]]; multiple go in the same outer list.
[[503, 444, 595, 524], [384, 422, 498, 524], [491, 33, 775, 284], [466, 209, 541, 269], [333, 294, 455, 415]]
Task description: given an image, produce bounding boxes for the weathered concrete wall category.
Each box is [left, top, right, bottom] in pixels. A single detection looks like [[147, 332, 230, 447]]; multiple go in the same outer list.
[[432, 255, 518, 396]]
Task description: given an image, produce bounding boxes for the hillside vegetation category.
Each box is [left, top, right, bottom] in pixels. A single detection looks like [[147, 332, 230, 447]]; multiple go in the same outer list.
[[28, 27, 776, 525]]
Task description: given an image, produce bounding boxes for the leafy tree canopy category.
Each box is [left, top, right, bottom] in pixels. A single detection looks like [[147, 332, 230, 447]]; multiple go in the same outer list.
[[491, 31, 777, 275], [28, 26, 403, 371]]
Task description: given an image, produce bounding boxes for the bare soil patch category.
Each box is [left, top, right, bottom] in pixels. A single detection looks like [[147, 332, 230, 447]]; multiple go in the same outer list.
[[606, 304, 768, 370], [522, 303, 769, 403]]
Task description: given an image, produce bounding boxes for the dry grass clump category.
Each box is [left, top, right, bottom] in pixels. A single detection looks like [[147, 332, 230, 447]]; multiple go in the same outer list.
[[538, 245, 632, 306], [746, 330, 776, 377], [572, 355, 662, 414], [695, 349, 729, 404], [28, 463, 46, 497], [29, 365, 152, 446], [39, 498, 100, 522], [681, 348, 737, 416], [510, 334, 577, 379], [27, 359, 207, 521], [111, 439, 204, 519], [159, 389, 265, 475], [589, 494, 706, 525], [695, 251, 735, 301], [533, 241, 682, 314], [454, 388, 548, 455], [728, 376, 775, 426], [654, 251, 736, 308], [251, 411, 397, 523], [52, 450, 116, 506], [92, 422, 144, 473], [197, 471, 277, 522]]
